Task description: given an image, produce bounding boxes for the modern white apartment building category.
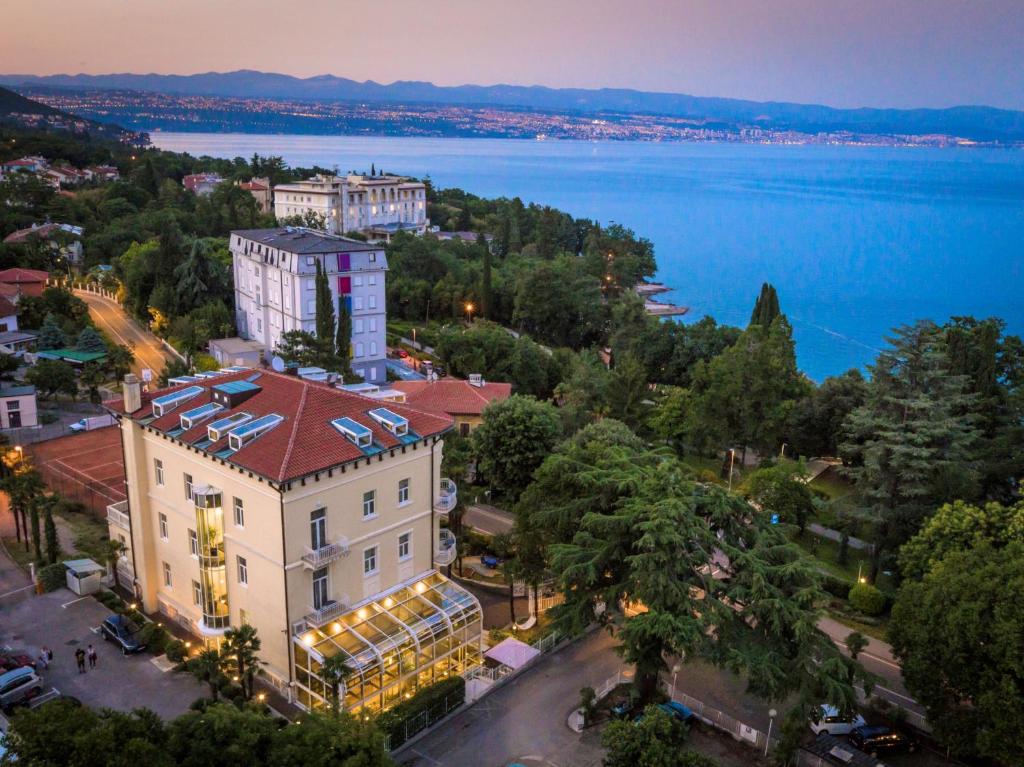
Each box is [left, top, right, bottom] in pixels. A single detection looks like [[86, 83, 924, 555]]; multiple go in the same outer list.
[[106, 369, 477, 713], [274, 174, 428, 238], [231, 228, 388, 383]]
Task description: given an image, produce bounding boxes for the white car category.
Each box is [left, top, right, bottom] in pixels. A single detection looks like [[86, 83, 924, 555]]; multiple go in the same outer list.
[[809, 704, 867, 736]]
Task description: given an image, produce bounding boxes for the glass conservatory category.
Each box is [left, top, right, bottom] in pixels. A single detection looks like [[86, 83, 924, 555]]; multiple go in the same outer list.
[[292, 571, 483, 713]]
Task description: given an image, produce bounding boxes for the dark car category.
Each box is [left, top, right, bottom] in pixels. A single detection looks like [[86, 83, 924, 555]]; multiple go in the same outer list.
[[0, 652, 36, 671], [848, 725, 916, 756], [635, 701, 695, 725], [100, 614, 146, 654]]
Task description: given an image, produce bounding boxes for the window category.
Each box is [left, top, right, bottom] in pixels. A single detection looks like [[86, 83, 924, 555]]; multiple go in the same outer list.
[[363, 546, 378, 575], [184, 473, 193, 501], [368, 318, 377, 333], [158, 513, 168, 540], [398, 478, 410, 505], [354, 319, 364, 334], [354, 276, 364, 287], [306, 299, 315, 314], [459, 422, 471, 437], [312, 567, 329, 610], [188, 528, 198, 557], [362, 490, 376, 518], [310, 508, 326, 550], [306, 256, 315, 266], [233, 497, 245, 527], [237, 556, 248, 585], [369, 253, 376, 262], [355, 342, 364, 358], [369, 274, 377, 286], [354, 297, 364, 310], [369, 341, 378, 356], [192, 580, 202, 605], [154, 458, 164, 486], [162, 561, 172, 587], [398, 532, 411, 561], [368, 295, 377, 310]]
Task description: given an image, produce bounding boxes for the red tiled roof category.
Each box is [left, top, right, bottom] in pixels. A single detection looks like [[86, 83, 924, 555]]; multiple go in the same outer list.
[[391, 379, 512, 417], [0, 267, 49, 283], [0, 284, 19, 298], [3, 223, 60, 244], [239, 181, 268, 191], [109, 370, 453, 483], [0, 296, 18, 317]]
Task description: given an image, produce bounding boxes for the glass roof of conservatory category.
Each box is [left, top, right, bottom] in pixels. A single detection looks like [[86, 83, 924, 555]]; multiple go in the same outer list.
[[297, 571, 480, 670]]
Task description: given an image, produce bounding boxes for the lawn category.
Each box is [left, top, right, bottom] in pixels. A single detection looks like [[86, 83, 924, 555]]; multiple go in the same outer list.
[[59, 507, 111, 562], [792, 529, 891, 590], [809, 472, 853, 501]]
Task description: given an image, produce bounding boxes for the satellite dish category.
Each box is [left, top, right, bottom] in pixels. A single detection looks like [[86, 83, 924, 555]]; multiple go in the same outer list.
[[271, 355, 286, 373]]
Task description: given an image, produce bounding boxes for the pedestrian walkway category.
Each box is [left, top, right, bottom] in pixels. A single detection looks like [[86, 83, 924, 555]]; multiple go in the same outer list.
[[807, 522, 871, 551]]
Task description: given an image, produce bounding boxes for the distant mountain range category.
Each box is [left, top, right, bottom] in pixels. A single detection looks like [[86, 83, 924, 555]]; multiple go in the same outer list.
[[2, 70, 1023, 142]]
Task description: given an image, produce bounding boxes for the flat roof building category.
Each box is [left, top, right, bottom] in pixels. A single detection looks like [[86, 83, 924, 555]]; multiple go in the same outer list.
[[106, 369, 477, 712]]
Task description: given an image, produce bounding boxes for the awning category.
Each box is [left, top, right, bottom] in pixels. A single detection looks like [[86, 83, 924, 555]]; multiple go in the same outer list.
[[484, 637, 540, 670]]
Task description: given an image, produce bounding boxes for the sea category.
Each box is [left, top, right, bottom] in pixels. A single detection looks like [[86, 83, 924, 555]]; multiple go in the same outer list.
[[151, 133, 1024, 382]]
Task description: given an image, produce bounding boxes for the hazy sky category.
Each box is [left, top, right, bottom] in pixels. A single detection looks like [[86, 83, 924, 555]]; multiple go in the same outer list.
[[3, 0, 1023, 110]]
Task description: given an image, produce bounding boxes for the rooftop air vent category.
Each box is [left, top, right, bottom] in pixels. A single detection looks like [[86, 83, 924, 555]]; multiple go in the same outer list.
[[151, 385, 204, 417], [179, 402, 224, 431], [331, 417, 372, 448], [368, 407, 409, 436], [468, 373, 484, 387], [227, 414, 284, 451], [208, 412, 253, 442], [211, 380, 262, 408]]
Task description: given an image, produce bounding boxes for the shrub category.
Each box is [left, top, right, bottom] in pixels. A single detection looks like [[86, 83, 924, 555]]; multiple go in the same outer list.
[[138, 622, 168, 655], [821, 573, 854, 600], [165, 639, 187, 663], [40, 412, 59, 425], [376, 676, 465, 749], [848, 582, 886, 616], [37, 562, 66, 592]]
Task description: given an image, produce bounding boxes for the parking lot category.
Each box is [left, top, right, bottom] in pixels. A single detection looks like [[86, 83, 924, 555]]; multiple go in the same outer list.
[[1, 587, 203, 719]]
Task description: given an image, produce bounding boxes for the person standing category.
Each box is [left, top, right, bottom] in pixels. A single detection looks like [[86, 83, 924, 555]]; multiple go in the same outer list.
[[37, 648, 49, 669], [86, 644, 97, 669], [74, 647, 86, 673]]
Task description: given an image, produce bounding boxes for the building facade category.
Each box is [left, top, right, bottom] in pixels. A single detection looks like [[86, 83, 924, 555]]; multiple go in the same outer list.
[[274, 174, 428, 238], [231, 228, 388, 383], [0, 385, 38, 429], [107, 369, 477, 713]]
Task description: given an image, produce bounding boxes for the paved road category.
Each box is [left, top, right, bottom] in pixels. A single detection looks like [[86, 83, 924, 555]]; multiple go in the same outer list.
[[397, 629, 625, 767], [75, 290, 174, 378], [463, 504, 514, 537]]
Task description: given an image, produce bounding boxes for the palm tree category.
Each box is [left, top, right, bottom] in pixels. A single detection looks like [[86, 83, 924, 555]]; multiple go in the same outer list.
[[320, 653, 353, 714], [104, 538, 127, 593], [221, 624, 264, 700], [189, 648, 225, 701]]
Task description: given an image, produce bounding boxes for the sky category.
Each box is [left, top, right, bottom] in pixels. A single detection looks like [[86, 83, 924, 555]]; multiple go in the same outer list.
[[2, 0, 1023, 110]]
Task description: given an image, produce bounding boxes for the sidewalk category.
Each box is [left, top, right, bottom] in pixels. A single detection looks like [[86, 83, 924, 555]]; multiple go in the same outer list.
[[807, 522, 872, 551]]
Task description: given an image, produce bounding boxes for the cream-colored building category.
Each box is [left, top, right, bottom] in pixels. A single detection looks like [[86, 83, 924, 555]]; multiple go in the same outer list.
[[106, 368, 477, 713], [274, 173, 428, 238]]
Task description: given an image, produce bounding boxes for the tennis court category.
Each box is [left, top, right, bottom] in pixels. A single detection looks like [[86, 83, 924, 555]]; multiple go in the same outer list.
[[27, 426, 126, 518]]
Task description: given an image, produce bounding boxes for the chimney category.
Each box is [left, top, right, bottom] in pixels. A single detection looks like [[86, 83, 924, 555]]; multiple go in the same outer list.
[[468, 374, 483, 388], [122, 373, 142, 414]]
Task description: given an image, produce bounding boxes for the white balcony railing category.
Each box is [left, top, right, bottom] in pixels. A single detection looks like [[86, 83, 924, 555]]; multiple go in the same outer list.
[[434, 478, 457, 514], [106, 500, 130, 530], [304, 599, 348, 627], [434, 529, 457, 567], [302, 539, 349, 569]]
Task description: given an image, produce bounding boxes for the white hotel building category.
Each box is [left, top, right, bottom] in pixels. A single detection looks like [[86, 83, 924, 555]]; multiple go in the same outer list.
[[231, 228, 388, 383], [274, 174, 428, 239]]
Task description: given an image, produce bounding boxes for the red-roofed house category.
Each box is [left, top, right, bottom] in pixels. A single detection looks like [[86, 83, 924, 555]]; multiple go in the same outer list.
[[0, 156, 47, 177], [391, 376, 512, 436], [183, 172, 224, 196], [105, 368, 480, 711], [0, 268, 49, 298], [238, 177, 271, 213], [3, 223, 84, 265]]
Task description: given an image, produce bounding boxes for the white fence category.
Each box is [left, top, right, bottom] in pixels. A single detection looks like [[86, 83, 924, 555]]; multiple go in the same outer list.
[[669, 684, 776, 753]]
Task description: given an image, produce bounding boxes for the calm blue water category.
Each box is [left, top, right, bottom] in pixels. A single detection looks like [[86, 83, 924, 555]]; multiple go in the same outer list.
[[151, 133, 1024, 381]]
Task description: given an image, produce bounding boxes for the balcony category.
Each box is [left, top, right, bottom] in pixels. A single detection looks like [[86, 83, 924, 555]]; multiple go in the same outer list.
[[304, 599, 348, 627], [434, 529, 457, 567], [434, 478, 457, 514], [106, 500, 130, 530], [302, 539, 349, 569]]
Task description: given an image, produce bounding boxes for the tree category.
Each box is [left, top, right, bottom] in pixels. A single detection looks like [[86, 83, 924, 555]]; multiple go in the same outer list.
[[314, 260, 335, 345], [266, 710, 392, 767], [785, 370, 867, 458], [741, 461, 816, 535], [335, 297, 353, 379], [42, 496, 59, 564], [167, 702, 278, 767], [605, 353, 648, 430], [602, 705, 715, 767], [320, 654, 353, 715], [174, 239, 230, 315], [842, 321, 981, 578], [104, 537, 127, 594], [29, 494, 42, 561], [275, 330, 335, 370], [889, 542, 1024, 763], [221, 623, 264, 700], [80, 362, 106, 404], [26, 358, 77, 400], [471, 395, 561, 501], [479, 234, 492, 319], [0, 352, 21, 383], [37, 312, 67, 350], [189, 648, 226, 701], [104, 343, 135, 380], [2, 468, 44, 553], [75, 325, 106, 354], [749, 282, 780, 329]]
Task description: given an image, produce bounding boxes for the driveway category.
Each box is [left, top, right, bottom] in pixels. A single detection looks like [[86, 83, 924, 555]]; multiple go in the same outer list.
[[462, 504, 514, 537], [397, 629, 626, 767], [0, 588, 204, 719], [75, 289, 175, 378]]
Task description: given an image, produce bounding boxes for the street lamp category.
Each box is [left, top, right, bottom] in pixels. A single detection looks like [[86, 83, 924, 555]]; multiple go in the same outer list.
[[727, 449, 736, 492], [766, 708, 777, 756], [464, 302, 474, 323]]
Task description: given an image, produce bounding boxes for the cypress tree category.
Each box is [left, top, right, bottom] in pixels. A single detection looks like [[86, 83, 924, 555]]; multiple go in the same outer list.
[[750, 282, 781, 329], [313, 260, 335, 343], [29, 499, 41, 563], [479, 233, 492, 319], [44, 501, 59, 565], [335, 297, 353, 379]]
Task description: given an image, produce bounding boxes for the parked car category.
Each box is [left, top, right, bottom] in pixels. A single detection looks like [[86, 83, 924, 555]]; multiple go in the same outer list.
[[69, 414, 116, 432], [636, 701, 695, 724], [0, 666, 43, 712], [848, 725, 916, 756], [809, 704, 867, 736], [0, 652, 36, 671], [100, 614, 146, 654], [480, 554, 503, 569]]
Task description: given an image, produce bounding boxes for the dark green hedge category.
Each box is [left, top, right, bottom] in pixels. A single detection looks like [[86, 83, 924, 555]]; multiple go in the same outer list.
[[820, 572, 854, 600], [38, 563, 66, 592], [376, 675, 465, 749]]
